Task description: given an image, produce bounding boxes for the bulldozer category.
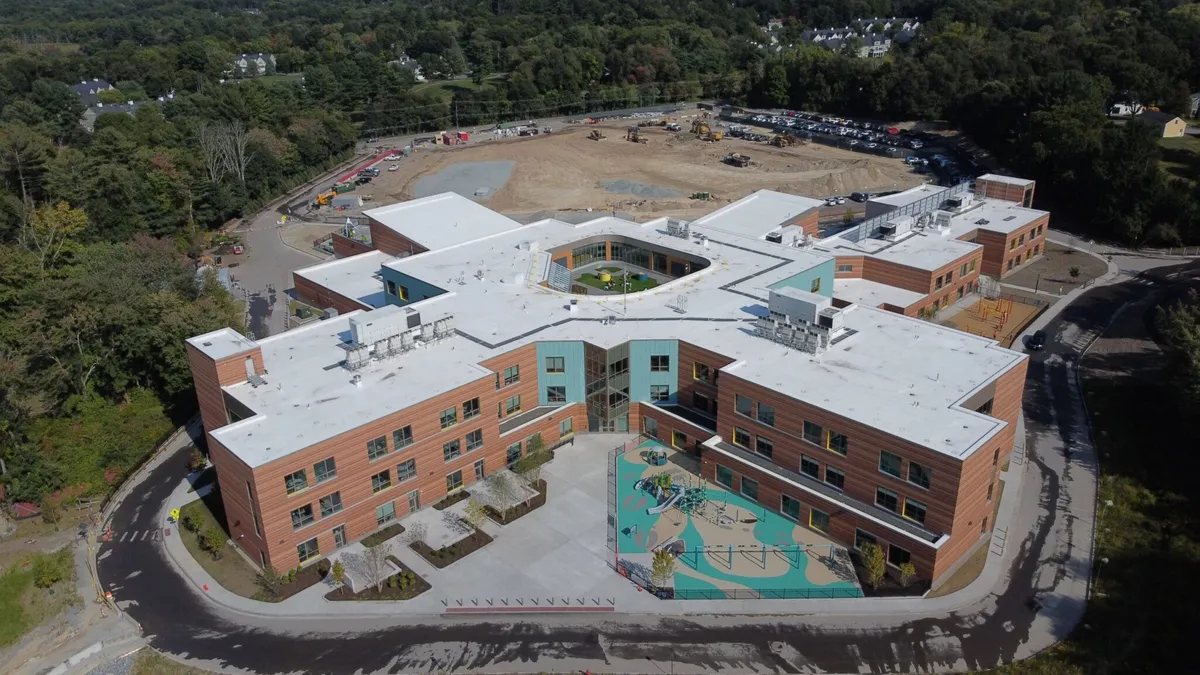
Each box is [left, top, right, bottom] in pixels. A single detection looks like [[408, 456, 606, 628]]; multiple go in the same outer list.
[[626, 126, 649, 144], [588, 129, 606, 141], [723, 153, 751, 167]]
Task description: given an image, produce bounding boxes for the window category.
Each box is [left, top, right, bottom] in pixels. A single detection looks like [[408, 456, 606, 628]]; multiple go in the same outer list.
[[876, 487, 899, 512], [945, 270, 953, 283], [462, 397, 480, 420], [825, 465, 846, 490], [908, 462, 932, 490], [397, 459, 416, 482], [887, 543, 911, 567], [735, 394, 753, 417], [503, 365, 520, 386], [1037, 224, 1043, 236], [987, 482, 994, 502], [993, 448, 1000, 467], [673, 430, 688, 449], [443, 439, 462, 461], [643, 416, 658, 438], [879, 451, 902, 478], [446, 470, 464, 492], [810, 277, 821, 293], [781, 494, 801, 521], [800, 455, 820, 479], [715, 464, 734, 489], [506, 442, 522, 467], [854, 529, 876, 551], [934, 275, 943, 290], [546, 386, 567, 403], [1018, 233, 1025, 246], [650, 355, 670, 372], [981, 517, 989, 533], [386, 280, 397, 296], [810, 508, 830, 533], [247, 481, 260, 536], [367, 436, 390, 461], [1034, 244, 1040, 256], [284, 469, 308, 495], [649, 385, 670, 402], [559, 417, 573, 438], [371, 470, 391, 493], [837, 263, 854, 273], [296, 537, 319, 563], [439, 407, 458, 429], [803, 420, 823, 445], [545, 356, 565, 373], [313, 458, 336, 484], [1010, 238, 1017, 250], [466, 429, 483, 452], [693, 363, 712, 383], [755, 435, 773, 458], [732, 427, 751, 448], [1007, 258, 1014, 271], [474, 458, 485, 481], [319, 492, 343, 518], [740, 476, 759, 502], [827, 431, 849, 456], [607, 358, 628, 377], [960, 262, 968, 277], [505, 394, 521, 414], [969, 259, 976, 272], [397, 285, 409, 301], [756, 402, 775, 427], [393, 425, 413, 450], [692, 391, 708, 411], [291, 504, 315, 530], [376, 501, 396, 525], [903, 498, 927, 524], [976, 398, 994, 415]]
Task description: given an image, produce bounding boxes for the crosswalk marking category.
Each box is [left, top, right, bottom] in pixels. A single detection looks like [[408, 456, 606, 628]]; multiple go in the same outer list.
[[120, 531, 129, 542], [106, 529, 163, 543], [141, 530, 149, 541]]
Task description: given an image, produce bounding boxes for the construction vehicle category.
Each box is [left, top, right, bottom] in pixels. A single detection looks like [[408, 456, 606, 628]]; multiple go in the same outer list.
[[626, 126, 649, 144], [588, 129, 606, 141], [691, 120, 710, 135], [665, 122, 682, 132], [701, 130, 723, 142], [723, 153, 751, 167], [312, 191, 337, 207]]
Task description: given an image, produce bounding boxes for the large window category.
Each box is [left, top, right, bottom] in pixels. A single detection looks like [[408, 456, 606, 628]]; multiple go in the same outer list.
[[693, 362, 712, 383], [506, 442, 522, 467], [643, 416, 658, 438], [397, 459, 417, 482], [503, 365, 520, 386], [735, 394, 753, 417], [446, 470, 464, 492], [803, 421, 823, 445], [740, 476, 759, 502], [732, 427, 751, 448], [376, 501, 396, 525], [908, 462, 932, 490], [545, 356, 565, 373], [879, 451, 902, 478], [715, 464, 734, 489], [319, 492, 342, 518], [571, 241, 607, 268], [443, 439, 462, 461], [296, 537, 319, 563], [313, 458, 336, 484], [692, 391, 708, 411], [800, 455, 820, 479], [825, 466, 846, 491], [505, 394, 521, 414], [756, 402, 775, 427], [854, 529, 876, 551], [809, 508, 830, 533], [827, 431, 849, 456], [887, 544, 911, 568], [781, 494, 801, 521], [903, 498, 927, 525], [463, 397, 480, 420], [547, 386, 567, 403], [439, 407, 458, 429], [290, 504, 315, 530], [876, 487, 899, 513], [393, 425, 413, 450], [608, 358, 629, 377], [810, 277, 821, 293], [466, 429, 484, 452], [649, 384, 669, 401], [367, 436, 389, 461], [284, 469, 308, 495], [672, 430, 688, 449], [650, 355, 670, 372], [559, 418, 574, 438], [371, 470, 391, 493], [755, 435, 773, 458]]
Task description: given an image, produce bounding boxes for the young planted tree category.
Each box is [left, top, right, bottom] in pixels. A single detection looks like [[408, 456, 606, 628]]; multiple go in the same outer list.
[[651, 548, 676, 588], [363, 543, 391, 592], [899, 562, 917, 588], [255, 565, 282, 598], [200, 526, 226, 560], [330, 560, 345, 594], [484, 471, 521, 510], [463, 497, 489, 530], [861, 542, 887, 589], [1068, 265, 1081, 279]]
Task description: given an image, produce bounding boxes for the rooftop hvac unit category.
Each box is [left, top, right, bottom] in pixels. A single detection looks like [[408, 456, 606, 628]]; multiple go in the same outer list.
[[934, 211, 953, 230], [878, 223, 896, 237], [406, 311, 421, 329], [818, 307, 844, 332], [943, 197, 963, 210], [765, 231, 784, 244], [323, 307, 339, 320]]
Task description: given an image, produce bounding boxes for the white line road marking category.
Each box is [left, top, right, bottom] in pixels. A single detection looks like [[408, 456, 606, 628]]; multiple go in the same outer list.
[[119, 532, 129, 542], [140, 530, 149, 541]]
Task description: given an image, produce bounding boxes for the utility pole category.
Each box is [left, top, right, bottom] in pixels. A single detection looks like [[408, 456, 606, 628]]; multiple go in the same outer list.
[[454, 101, 459, 130]]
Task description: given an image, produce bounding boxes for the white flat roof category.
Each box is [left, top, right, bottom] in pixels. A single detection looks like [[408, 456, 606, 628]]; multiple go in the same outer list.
[[870, 232, 980, 271], [187, 327, 258, 361], [691, 189, 824, 241], [362, 193, 525, 251], [948, 199, 1045, 235], [293, 250, 395, 310], [834, 277, 925, 309], [869, 184, 947, 210], [977, 173, 1034, 187]]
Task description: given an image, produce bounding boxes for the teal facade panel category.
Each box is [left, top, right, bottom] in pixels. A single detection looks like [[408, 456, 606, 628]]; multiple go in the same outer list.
[[380, 267, 447, 307], [768, 258, 835, 298], [536, 341, 585, 406], [629, 340, 678, 404]]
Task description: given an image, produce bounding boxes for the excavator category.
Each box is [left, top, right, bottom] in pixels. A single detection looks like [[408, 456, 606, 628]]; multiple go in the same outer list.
[[588, 129, 606, 141], [691, 119, 722, 141], [626, 126, 648, 144], [312, 190, 337, 208]]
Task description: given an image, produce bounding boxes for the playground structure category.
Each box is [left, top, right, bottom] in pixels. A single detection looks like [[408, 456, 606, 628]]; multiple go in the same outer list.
[[940, 286, 1048, 348], [635, 471, 708, 515]]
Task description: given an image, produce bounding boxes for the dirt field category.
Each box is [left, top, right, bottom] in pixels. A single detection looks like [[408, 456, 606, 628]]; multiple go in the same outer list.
[[370, 122, 924, 220]]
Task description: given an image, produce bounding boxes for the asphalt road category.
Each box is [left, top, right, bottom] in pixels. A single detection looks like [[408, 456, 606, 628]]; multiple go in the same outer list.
[[95, 263, 1199, 673]]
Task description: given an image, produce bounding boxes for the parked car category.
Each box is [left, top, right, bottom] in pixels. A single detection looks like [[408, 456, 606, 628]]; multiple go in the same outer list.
[[1026, 330, 1047, 351]]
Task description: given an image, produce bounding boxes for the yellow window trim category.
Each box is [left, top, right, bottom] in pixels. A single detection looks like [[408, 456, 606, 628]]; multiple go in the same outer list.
[[398, 285, 409, 301], [809, 508, 829, 532]]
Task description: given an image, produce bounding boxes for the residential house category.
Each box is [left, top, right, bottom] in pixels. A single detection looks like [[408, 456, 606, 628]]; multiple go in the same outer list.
[[1133, 110, 1187, 138], [70, 78, 115, 106], [230, 53, 277, 78]]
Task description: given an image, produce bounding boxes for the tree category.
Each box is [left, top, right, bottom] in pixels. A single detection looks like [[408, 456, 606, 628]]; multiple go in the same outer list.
[[899, 562, 917, 588], [1158, 290, 1200, 410], [860, 542, 886, 589], [403, 521, 428, 547], [763, 65, 789, 108], [0, 123, 50, 205], [651, 548, 675, 588], [1068, 266, 1081, 279], [843, 208, 854, 226], [330, 560, 345, 594], [200, 525, 226, 560], [363, 543, 391, 592], [188, 448, 207, 473], [255, 565, 282, 598], [463, 497, 489, 529], [21, 201, 86, 272], [484, 471, 521, 511]]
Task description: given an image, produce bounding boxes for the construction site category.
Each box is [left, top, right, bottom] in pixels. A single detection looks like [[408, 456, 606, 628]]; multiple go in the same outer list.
[[340, 119, 923, 221]]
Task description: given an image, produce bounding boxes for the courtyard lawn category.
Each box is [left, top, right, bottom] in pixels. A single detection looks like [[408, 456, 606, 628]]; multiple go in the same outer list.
[[577, 272, 660, 293], [1159, 135, 1200, 183]]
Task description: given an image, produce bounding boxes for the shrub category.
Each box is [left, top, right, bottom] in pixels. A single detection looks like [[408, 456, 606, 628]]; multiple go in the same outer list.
[[861, 542, 887, 589], [899, 562, 917, 588], [40, 498, 63, 526], [330, 561, 345, 593], [286, 567, 297, 583], [31, 551, 71, 589], [256, 565, 282, 597], [200, 526, 226, 559], [188, 448, 208, 472], [1068, 265, 1081, 279], [388, 575, 398, 589]]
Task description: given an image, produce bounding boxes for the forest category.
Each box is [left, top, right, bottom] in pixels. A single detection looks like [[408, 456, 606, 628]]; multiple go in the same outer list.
[[0, 0, 1197, 502]]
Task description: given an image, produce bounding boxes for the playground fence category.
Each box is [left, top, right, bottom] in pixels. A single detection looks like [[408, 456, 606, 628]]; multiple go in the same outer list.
[[669, 586, 863, 600]]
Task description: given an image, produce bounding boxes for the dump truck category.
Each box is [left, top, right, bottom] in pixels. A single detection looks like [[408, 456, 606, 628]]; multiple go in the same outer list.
[[723, 153, 751, 167]]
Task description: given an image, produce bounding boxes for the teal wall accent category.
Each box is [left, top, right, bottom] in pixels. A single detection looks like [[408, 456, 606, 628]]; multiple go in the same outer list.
[[629, 340, 678, 404], [536, 341, 585, 406], [768, 258, 835, 298], [380, 267, 446, 307]]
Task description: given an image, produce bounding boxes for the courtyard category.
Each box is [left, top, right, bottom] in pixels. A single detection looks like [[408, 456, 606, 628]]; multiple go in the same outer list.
[[573, 261, 666, 294]]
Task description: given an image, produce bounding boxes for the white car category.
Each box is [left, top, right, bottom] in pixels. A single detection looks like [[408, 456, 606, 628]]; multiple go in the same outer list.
[[387, 164, 399, 172], [835, 197, 847, 205]]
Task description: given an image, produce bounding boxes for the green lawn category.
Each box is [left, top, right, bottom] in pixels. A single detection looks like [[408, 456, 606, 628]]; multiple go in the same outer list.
[[0, 548, 79, 647], [1158, 135, 1200, 182], [178, 497, 262, 599], [411, 74, 506, 102], [577, 272, 660, 293]]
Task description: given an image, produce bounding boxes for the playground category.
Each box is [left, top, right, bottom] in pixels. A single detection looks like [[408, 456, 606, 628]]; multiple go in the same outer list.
[[941, 291, 1046, 348], [574, 263, 664, 294], [614, 440, 862, 599]]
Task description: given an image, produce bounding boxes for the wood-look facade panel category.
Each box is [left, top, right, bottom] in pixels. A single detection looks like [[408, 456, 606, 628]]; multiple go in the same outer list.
[[187, 343, 263, 438], [861, 258, 933, 295], [676, 342, 735, 423], [331, 233, 374, 258], [368, 219, 428, 258], [482, 343, 540, 421], [293, 273, 372, 316], [631, 402, 717, 455]]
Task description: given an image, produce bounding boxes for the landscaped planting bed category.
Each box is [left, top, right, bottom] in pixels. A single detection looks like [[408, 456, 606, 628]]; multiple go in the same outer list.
[[361, 523, 405, 548], [259, 559, 330, 602], [485, 479, 547, 525], [432, 490, 471, 510], [325, 556, 430, 601], [410, 528, 493, 568]]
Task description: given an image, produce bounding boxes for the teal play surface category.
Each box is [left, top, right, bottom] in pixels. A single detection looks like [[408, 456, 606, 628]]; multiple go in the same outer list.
[[616, 440, 862, 599]]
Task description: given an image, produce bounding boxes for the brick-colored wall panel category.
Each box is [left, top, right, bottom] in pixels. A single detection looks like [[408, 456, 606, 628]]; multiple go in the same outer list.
[[368, 219, 427, 257], [293, 273, 373, 315], [332, 233, 374, 258]]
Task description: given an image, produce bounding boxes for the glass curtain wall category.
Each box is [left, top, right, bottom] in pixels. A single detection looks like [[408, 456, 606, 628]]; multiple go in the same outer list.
[[585, 341, 631, 431]]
